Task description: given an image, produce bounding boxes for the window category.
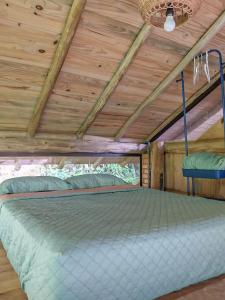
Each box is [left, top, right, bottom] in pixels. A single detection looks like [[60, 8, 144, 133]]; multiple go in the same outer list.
[[0, 156, 141, 185]]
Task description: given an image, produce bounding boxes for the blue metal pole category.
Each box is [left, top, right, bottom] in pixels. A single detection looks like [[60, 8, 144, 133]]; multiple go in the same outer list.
[[181, 71, 189, 157], [216, 51, 225, 146], [180, 71, 191, 195]]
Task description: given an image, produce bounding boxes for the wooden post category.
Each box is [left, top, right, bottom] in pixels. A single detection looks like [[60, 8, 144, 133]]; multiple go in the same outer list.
[[151, 142, 164, 190]]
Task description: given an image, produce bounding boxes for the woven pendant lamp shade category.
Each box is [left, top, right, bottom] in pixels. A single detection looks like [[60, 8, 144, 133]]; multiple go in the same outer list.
[[138, 0, 202, 28]]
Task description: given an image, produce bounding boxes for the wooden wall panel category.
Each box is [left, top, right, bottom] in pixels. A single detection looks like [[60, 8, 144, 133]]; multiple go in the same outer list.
[[165, 150, 225, 199], [151, 142, 164, 189], [200, 119, 224, 140]]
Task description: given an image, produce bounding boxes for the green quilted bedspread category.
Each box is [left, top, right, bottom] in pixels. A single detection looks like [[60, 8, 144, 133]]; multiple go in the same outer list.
[[1, 188, 225, 300]]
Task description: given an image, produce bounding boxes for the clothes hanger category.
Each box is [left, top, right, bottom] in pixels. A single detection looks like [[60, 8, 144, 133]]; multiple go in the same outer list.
[[204, 51, 211, 83]]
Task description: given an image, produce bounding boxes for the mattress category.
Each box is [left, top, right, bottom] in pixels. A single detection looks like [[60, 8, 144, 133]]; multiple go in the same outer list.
[[1, 187, 225, 300], [183, 152, 225, 170]]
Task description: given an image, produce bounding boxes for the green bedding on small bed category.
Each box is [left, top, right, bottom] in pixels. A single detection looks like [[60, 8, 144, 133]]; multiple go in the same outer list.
[[183, 152, 225, 170], [2, 188, 225, 300]]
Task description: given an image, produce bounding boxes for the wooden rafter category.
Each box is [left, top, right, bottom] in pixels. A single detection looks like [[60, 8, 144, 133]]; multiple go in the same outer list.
[[147, 72, 222, 141], [76, 23, 151, 139], [114, 11, 225, 140], [28, 0, 87, 137]]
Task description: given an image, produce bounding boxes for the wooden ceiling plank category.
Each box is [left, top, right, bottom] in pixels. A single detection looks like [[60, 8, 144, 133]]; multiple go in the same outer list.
[[28, 0, 87, 137], [176, 108, 223, 141], [146, 72, 222, 141], [76, 23, 151, 139], [114, 11, 225, 140]]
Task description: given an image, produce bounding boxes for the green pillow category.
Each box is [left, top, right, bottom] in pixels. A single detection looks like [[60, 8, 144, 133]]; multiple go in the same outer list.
[[183, 152, 225, 170], [0, 176, 71, 194], [66, 174, 127, 189]]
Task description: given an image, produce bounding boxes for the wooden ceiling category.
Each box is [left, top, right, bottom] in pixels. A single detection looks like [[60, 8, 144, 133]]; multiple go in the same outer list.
[[157, 84, 224, 141], [0, 0, 225, 153]]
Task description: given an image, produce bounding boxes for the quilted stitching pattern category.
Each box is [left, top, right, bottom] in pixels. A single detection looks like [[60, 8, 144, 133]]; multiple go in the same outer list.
[[1, 189, 225, 300]]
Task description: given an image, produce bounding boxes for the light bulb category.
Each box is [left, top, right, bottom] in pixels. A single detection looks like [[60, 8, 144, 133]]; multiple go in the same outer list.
[[164, 15, 176, 32]]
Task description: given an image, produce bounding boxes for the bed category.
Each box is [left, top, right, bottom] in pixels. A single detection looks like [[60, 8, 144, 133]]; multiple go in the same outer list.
[[1, 186, 225, 300], [183, 152, 225, 179]]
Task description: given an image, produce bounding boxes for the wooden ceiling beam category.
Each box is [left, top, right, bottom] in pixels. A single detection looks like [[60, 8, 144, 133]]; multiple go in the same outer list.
[[0, 138, 145, 154], [76, 23, 151, 139], [28, 0, 87, 137], [114, 11, 225, 140], [146, 72, 222, 141]]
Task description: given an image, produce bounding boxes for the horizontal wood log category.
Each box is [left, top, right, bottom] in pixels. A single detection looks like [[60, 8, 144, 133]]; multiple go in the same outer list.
[[0, 131, 143, 144], [0, 137, 145, 154]]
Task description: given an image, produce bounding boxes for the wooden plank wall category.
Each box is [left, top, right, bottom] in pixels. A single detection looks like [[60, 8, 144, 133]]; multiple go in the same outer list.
[[150, 142, 165, 190], [165, 150, 225, 199], [164, 120, 225, 199]]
